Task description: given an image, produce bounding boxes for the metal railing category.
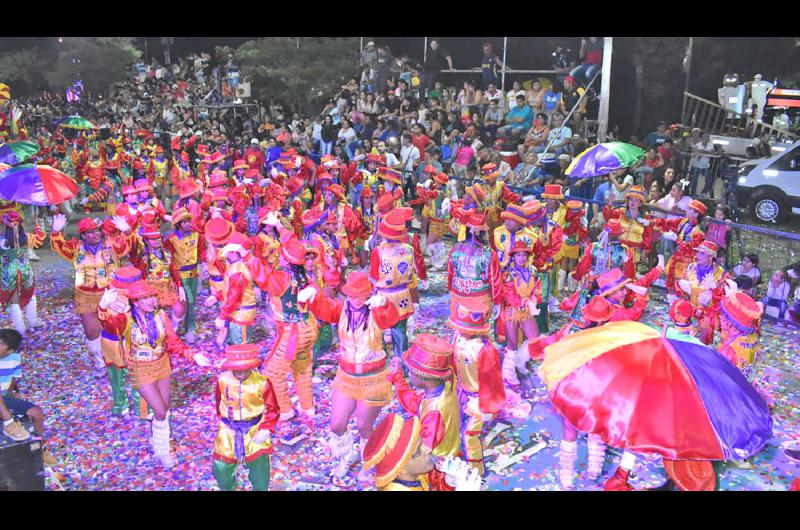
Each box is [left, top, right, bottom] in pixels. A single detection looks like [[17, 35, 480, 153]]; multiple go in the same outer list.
[[681, 92, 799, 142]]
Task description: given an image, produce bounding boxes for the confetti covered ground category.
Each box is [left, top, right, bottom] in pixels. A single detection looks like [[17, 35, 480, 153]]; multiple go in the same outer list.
[[6, 237, 799, 491]]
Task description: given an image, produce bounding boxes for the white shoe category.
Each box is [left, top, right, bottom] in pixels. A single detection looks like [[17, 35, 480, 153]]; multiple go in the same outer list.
[[24, 296, 44, 329], [279, 410, 296, 422], [26, 248, 40, 262], [301, 407, 315, 419], [502, 350, 520, 386], [332, 446, 359, 478]]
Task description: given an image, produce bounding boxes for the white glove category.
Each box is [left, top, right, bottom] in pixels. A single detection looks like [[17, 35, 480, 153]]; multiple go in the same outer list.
[[0, 238, 8, 250], [80, 197, 89, 206], [724, 279, 738, 298], [678, 279, 693, 295], [204, 294, 218, 307], [264, 211, 280, 227], [252, 430, 270, 445], [698, 290, 712, 306], [366, 294, 386, 308], [353, 153, 366, 162], [340, 257, 348, 267], [51, 214, 67, 233], [214, 317, 227, 329], [363, 238, 371, 252], [112, 215, 131, 234], [242, 178, 254, 185], [626, 284, 648, 296], [297, 286, 317, 304], [99, 288, 119, 310], [662, 231, 677, 242], [259, 178, 271, 188], [193, 353, 211, 367], [210, 207, 222, 219], [455, 468, 482, 491], [178, 287, 186, 303], [407, 313, 416, 337], [700, 276, 717, 290], [657, 254, 666, 270], [528, 300, 540, 316], [492, 304, 501, 321], [424, 179, 433, 189], [441, 198, 451, 216], [636, 217, 651, 227]]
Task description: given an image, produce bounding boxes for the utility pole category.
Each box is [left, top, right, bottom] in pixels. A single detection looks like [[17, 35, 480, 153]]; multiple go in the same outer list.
[[501, 37, 508, 91], [597, 37, 613, 142], [681, 37, 693, 123]]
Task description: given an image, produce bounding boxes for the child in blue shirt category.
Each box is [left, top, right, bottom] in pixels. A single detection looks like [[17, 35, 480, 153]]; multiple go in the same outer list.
[[0, 329, 49, 447]]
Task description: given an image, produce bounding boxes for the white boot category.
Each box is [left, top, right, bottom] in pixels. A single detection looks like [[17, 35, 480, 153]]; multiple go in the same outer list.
[[586, 433, 607, 480], [558, 440, 578, 490], [86, 337, 105, 373], [151, 418, 176, 468], [557, 269, 567, 294], [502, 349, 519, 386], [420, 234, 429, 257], [515, 341, 531, 376], [23, 296, 44, 329], [434, 241, 448, 270], [330, 431, 359, 478], [26, 247, 40, 262], [8, 304, 26, 335], [356, 439, 372, 483]]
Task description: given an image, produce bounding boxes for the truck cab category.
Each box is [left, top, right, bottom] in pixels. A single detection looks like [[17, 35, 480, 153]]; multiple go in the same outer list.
[[736, 140, 800, 222]]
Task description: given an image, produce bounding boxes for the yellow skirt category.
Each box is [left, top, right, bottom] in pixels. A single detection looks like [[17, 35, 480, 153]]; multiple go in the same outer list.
[[75, 288, 103, 315], [562, 241, 580, 260], [128, 354, 172, 389], [331, 365, 393, 406], [428, 217, 449, 238]]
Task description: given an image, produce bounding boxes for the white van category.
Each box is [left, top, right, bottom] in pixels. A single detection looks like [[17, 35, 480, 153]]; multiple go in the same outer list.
[[736, 140, 800, 223]]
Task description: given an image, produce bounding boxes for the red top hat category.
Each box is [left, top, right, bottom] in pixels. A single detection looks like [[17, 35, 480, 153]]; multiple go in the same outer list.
[[179, 151, 190, 162], [122, 185, 138, 196], [139, 223, 162, 240], [127, 279, 158, 300], [447, 297, 490, 335], [111, 266, 143, 293], [695, 240, 717, 257], [320, 154, 339, 169], [341, 270, 374, 299], [402, 334, 453, 380], [481, 162, 499, 179], [77, 217, 100, 234], [378, 208, 413, 240], [581, 295, 614, 323], [466, 212, 489, 231], [687, 199, 708, 216], [178, 179, 201, 199], [670, 299, 695, 326], [363, 413, 421, 488], [286, 177, 304, 196], [433, 172, 449, 186], [605, 218, 625, 236], [510, 239, 533, 255], [595, 268, 630, 297], [720, 292, 762, 332], [423, 164, 438, 175], [626, 185, 646, 203], [222, 344, 262, 371], [233, 159, 248, 171], [212, 188, 230, 203], [317, 171, 333, 183], [133, 178, 151, 193], [278, 153, 294, 167], [360, 187, 374, 199], [171, 207, 192, 227], [376, 192, 395, 214], [221, 232, 254, 257], [281, 235, 307, 265], [209, 170, 229, 188], [245, 168, 261, 180], [327, 183, 346, 201], [205, 218, 234, 246], [541, 184, 565, 200]]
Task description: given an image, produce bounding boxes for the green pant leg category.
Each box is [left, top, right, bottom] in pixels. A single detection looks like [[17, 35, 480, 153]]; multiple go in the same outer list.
[[536, 272, 551, 334], [390, 318, 409, 357], [108, 366, 129, 414], [182, 277, 198, 334], [245, 454, 271, 491], [313, 323, 333, 361], [212, 459, 239, 491]]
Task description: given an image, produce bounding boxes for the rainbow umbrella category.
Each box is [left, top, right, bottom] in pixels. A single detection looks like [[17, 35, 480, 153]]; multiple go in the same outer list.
[[58, 115, 96, 130], [0, 164, 78, 205], [566, 142, 645, 178], [539, 321, 772, 461], [0, 83, 10, 103], [0, 140, 40, 166]]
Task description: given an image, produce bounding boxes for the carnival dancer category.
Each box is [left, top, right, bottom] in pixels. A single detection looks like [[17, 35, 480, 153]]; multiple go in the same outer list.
[[572, 218, 635, 285], [676, 241, 729, 345], [479, 162, 520, 242], [130, 219, 185, 323], [718, 284, 764, 383], [170, 151, 194, 192], [560, 199, 589, 293], [602, 185, 653, 270], [500, 240, 542, 386], [370, 208, 419, 357], [354, 187, 377, 267], [448, 184, 485, 243], [322, 183, 360, 263], [669, 299, 699, 337], [419, 171, 452, 270], [114, 185, 144, 230], [164, 207, 204, 344], [652, 199, 707, 298], [542, 184, 567, 297], [214, 233, 259, 346], [304, 271, 401, 480], [78, 148, 112, 214], [387, 334, 462, 485], [212, 344, 280, 491], [96, 266, 142, 417], [150, 145, 172, 209], [134, 178, 170, 224], [447, 297, 506, 475], [376, 166, 405, 205], [51, 213, 132, 372], [202, 217, 233, 305], [493, 202, 536, 270], [103, 141, 125, 205], [0, 211, 45, 335], [97, 279, 209, 468], [528, 201, 563, 333], [259, 213, 320, 422]]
